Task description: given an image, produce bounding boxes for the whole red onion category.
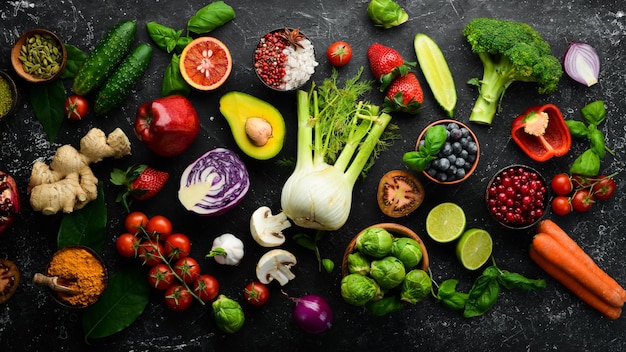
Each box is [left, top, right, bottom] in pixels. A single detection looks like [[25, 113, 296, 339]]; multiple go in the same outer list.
[[0, 171, 20, 236]]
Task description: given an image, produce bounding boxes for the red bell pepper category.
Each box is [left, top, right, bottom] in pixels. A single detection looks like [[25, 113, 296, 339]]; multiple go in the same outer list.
[[511, 104, 572, 162]]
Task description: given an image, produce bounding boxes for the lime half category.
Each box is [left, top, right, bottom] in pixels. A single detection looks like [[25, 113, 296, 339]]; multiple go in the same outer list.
[[425, 202, 466, 243], [414, 33, 457, 117], [456, 228, 493, 270]]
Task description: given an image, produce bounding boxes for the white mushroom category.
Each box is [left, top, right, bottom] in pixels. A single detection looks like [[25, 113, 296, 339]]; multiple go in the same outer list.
[[250, 206, 291, 247], [256, 249, 297, 286]]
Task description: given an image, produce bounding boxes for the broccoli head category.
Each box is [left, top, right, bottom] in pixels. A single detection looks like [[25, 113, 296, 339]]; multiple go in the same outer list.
[[462, 18, 563, 125]]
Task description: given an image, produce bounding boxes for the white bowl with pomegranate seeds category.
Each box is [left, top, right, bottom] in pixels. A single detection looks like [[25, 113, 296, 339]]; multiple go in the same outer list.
[[254, 28, 318, 91], [485, 164, 550, 230]]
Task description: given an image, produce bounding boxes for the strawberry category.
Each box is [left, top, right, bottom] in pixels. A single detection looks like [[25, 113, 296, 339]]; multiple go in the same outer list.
[[367, 43, 414, 90], [111, 164, 169, 212], [383, 72, 424, 114]]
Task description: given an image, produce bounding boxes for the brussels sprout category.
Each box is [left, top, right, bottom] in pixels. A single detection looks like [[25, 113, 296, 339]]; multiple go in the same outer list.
[[355, 227, 393, 258], [341, 273, 382, 306], [347, 252, 371, 275], [370, 256, 406, 290], [366, 0, 409, 29], [213, 294, 245, 333], [400, 269, 432, 304], [365, 295, 405, 316], [391, 237, 423, 270]]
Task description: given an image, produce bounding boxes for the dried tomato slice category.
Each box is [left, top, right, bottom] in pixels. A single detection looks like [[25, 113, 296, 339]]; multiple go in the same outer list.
[[377, 170, 425, 218]]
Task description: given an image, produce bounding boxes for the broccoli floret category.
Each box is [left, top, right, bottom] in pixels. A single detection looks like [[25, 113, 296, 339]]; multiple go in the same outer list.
[[462, 18, 563, 125]]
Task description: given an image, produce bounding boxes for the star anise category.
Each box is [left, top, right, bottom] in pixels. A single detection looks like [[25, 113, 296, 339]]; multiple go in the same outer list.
[[278, 27, 306, 49]]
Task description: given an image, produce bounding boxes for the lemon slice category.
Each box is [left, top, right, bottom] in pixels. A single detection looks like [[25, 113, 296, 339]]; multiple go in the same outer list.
[[425, 202, 466, 243], [414, 33, 457, 117], [456, 228, 493, 270]]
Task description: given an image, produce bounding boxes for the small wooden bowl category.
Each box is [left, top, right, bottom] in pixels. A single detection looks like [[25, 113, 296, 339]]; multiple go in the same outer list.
[[415, 119, 480, 185], [341, 223, 429, 277], [11, 29, 67, 83], [0, 71, 19, 119]]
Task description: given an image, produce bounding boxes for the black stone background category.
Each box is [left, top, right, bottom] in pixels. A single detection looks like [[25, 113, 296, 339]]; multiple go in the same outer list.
[[1, 0, 625, 351]]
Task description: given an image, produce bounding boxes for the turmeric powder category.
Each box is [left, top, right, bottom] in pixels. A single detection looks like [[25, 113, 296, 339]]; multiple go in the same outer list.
[[47, 246, 107, 307]]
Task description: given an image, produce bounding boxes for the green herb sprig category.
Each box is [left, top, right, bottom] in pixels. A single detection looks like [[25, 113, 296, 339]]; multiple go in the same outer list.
[[401, 124, 447, 172]]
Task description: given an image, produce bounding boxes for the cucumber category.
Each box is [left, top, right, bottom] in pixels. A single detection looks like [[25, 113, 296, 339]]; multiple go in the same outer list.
[[94, 43, 153, 115], [73, 20, 136, 96]]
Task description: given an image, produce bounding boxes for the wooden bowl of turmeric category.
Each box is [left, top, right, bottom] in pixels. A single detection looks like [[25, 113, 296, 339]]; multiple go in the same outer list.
[[43, 245, 108, 308]]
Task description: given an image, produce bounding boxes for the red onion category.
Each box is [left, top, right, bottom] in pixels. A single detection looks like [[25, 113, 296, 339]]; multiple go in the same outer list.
[[562, 42, 600, 87], [285, 292, 333, 334]]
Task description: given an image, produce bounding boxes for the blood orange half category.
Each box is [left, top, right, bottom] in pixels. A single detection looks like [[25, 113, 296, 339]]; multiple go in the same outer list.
[[180, 37, 232, 91]]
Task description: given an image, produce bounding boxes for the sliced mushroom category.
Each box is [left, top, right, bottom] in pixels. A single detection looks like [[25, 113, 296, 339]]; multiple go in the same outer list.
[[256, 249, 297, 286], [250, 206, 291, 247]]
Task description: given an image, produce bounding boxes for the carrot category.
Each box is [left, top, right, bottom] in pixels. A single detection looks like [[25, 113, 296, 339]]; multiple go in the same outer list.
[[537, 219, 626, 302], [529, 245, 622, 320], [532, 232, 624, 308]]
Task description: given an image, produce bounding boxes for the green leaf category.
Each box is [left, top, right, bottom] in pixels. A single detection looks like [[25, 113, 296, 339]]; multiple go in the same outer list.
[[161, 54, 191, 97], [187, 1, 235, 34], [498, 271, 546, 290], [293, 233, 316, 251], [322, 258, 334, 273], [423, 124, 447, 155], [146, 22, 181, 53], [463, 274, 500, 318], [565, 120, 589, 138], [57, 183, 107, 252], [436, 279, 468, 311], [61, 44, 86, 79], [365, 295, 405, 316], [29, 80, 66, 143], [83, 266, 151, 340], [580, 100, 606, 126], [589, 129, 606, 158], [569, 149, 601, 177]]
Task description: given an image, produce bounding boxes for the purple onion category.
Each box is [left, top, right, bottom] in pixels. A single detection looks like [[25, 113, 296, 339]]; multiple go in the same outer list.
[[289, 294, 333, 334], [562, 42, 600, 87]]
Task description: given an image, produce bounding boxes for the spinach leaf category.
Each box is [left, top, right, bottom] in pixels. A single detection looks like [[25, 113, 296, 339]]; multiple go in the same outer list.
[[161, 54, 191, 97], [57, 183, 107, 252], [187, 1, 235, 34], [580, 100, 605, 126], [498, 271, 546, 290], [29, 80, 65, 143], [146, 21, 182, 53], [569, 149, 601, 177], [464, 274, 500, 318], [565, 120, 588, 138], [83, 266, 151, 340], [588, 129, 606, 158], [61, 44, 86, 79]]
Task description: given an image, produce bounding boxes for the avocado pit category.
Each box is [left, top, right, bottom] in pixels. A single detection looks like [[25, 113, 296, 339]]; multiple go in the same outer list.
[[245, 117, 273, 146]]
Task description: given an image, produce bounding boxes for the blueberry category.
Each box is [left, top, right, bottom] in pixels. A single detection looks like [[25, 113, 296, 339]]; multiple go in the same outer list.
[[447, 154, 457, 164], [449, 128, 463, 141], [437, 172, 448, 182], [467, 141, 478, 154], [456, 168, 466, 179], [427, 167, 438, 177], [459, 149, 469, 160], [460, 127, 469, 138], [447, 165, 458, 176], [452, 142, 462, 154], [459, 137, 469, 148], [447, 122, 460, 131], [440, 142, 453, 156], [455, 158, 466, 168], [438, 157, 450, 171]]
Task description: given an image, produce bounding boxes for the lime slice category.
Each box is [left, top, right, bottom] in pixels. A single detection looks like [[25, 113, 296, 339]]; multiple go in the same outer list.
[[456, 228, 493, 270], [414, 33, 457, 117], [425, 202, 466, 243]]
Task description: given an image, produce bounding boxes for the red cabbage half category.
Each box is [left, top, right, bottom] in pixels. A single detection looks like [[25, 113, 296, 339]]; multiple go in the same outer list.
[[178, 148, 249, 216]]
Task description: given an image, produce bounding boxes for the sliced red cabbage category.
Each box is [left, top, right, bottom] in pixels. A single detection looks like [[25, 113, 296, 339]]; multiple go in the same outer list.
[[178, 148, 249, 216]]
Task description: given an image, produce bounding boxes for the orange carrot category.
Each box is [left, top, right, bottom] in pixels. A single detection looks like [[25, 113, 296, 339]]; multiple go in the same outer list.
[[537, 219, 626, 302], [529, 245, 622, 320], [532, 232, 624, 308]]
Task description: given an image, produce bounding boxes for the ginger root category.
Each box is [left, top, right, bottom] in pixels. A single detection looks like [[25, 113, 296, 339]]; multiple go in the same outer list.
[[28, 128, 131, 215]]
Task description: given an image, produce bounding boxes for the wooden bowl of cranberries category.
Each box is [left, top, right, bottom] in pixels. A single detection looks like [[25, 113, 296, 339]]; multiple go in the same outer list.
[[485, 164, 549, 230]]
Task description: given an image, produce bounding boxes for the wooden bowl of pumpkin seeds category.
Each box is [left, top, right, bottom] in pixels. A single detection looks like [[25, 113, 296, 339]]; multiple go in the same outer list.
[[11, 29, 67, 83]]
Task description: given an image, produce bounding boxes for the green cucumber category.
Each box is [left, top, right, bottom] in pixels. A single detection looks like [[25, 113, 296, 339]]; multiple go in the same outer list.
[[73, 20, 136, 96], [94, 43, 153, 115]]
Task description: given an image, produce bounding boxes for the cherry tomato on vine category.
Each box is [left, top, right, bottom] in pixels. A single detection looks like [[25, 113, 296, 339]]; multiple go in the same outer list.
[[137, 240, 164, 266], [173, 257, 201, 284], [164, 284, 193, 311], [326, 41, 352, 67], [591, 176, 616, 201], [125, 211, 149, 235], [550, 173, 573, 196], [243, 281, 269, 306], [164, 233, 191, 261], [194, 274, 219, 302], [551, 196, 572, 216], [571, 189, 594, 212], [145, 215, 173, 241], [571, 174, 592, 189], [64, 95, 88, 121], [148, 264, 175, 290], [116, 233, 139, 258]]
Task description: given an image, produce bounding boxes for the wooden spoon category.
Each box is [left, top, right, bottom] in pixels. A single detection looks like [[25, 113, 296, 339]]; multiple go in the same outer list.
[[32, 273, 78, 295]]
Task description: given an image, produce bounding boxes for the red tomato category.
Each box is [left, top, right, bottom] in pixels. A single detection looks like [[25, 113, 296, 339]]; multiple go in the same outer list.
[[550, 173, 573, 196], [194, 274, 219, 302], [326, 41, 352, 67], [64, 95, 88, 120], [173, 257, 201, 284], [124, 211, 149, 235], [145, 215, 173, 241], [116, 233, 139, 258], [137, 240, 164, 266], [591, 176, 616, 201], [571, 189, 594, 212], [551, 196, 572, 216], [243, 281, 269, 306], [164, 233, 191, 261], [164, 284, 193, 311], [148, 264, 175, 290]]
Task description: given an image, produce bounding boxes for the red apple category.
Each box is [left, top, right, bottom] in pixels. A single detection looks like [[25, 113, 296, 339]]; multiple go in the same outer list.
[[134, 95, 200, 157]]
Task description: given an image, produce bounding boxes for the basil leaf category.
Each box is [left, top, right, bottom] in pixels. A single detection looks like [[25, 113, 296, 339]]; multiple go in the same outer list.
[[175, 36, 193, 54], [365, 295, 405, 316], [29, 80, 65, 143], [436, 279, 468, 311], [589, 129, 606, 158], [293, 233, 316, 251], [161, 54, 191, 97], [565, 120, 589, 138], [83, 266, 151, 340], [580, 100, 606, 126], [187, 1, 235, 34], [498, 271, 546, 290], [463, 275, 500, 318], [322, 258, 335, 273], [60, 44, 86, 79], [146, 21, 181, 53], [423, 124, 447, 155], [402, 151, 431, 172], [57, 183, 107, 252], [569, 149, 601, 177]]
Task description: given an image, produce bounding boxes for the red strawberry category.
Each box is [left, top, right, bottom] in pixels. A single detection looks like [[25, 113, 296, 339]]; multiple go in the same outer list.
[[367, 43, 414, 90], [383, 72, 424, 114], [111, 164, 169, 212]]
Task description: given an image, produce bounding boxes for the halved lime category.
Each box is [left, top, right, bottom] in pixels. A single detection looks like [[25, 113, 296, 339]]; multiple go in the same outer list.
[[414, 33, 457, 117], [456, 228, 493, 270], [425, 202, 466, 243]]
